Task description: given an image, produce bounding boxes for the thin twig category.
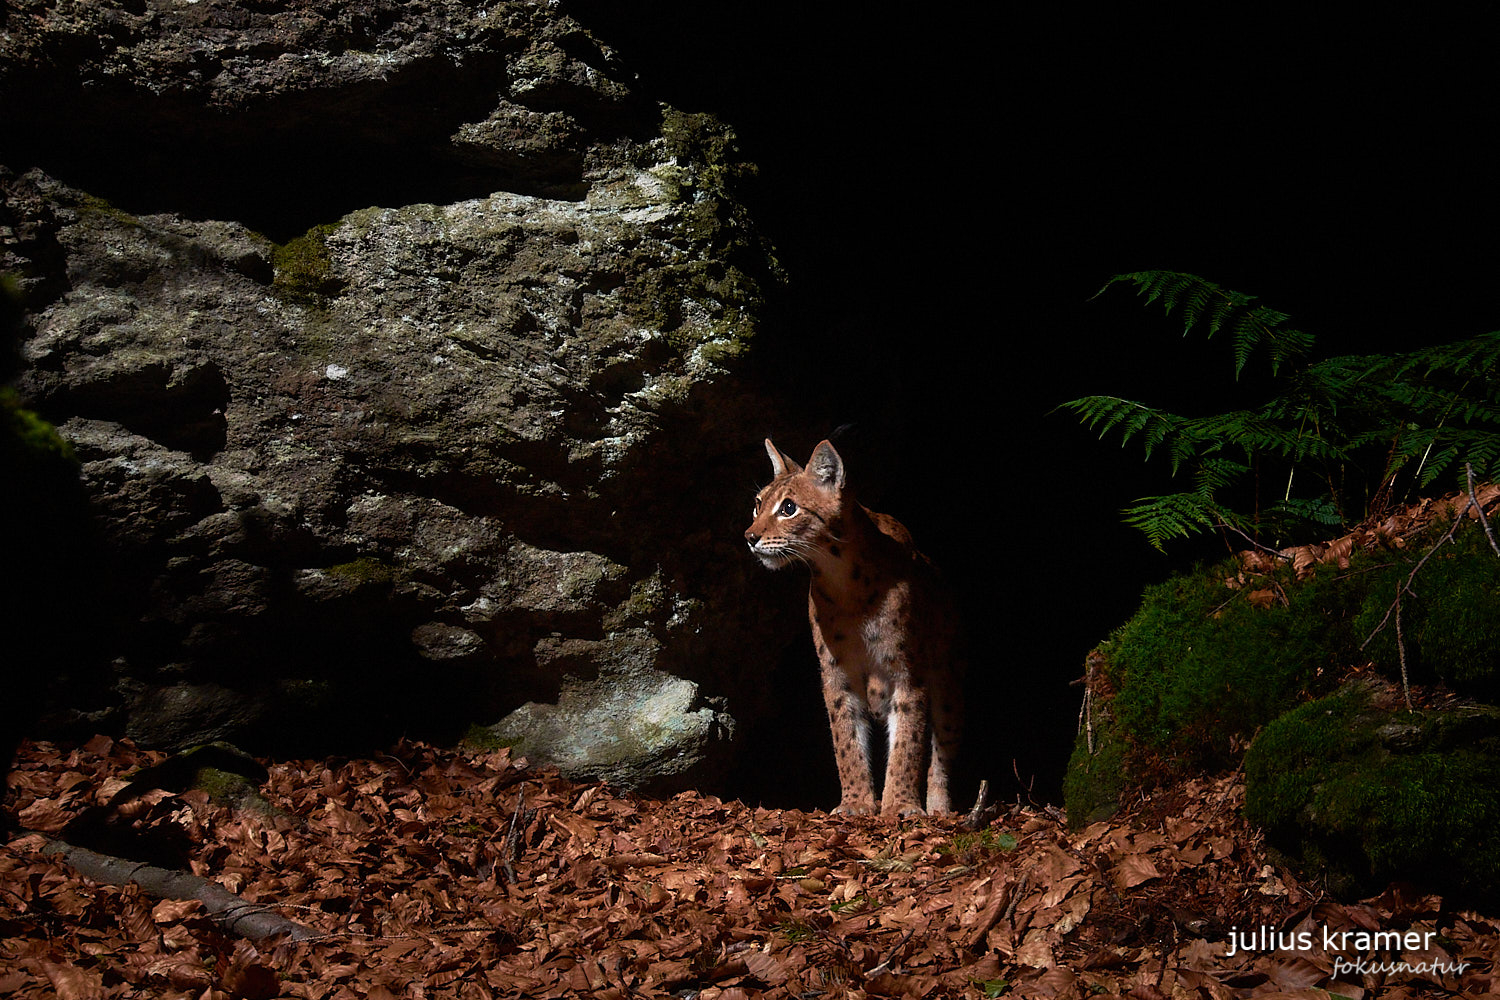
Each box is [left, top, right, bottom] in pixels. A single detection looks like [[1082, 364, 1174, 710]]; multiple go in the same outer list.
[[501, 782, 529, 885], [1076, 652, 1102, 755], [1361, 494, 1474, 649], [1360, 490, 1477, 709], [866, 927, 916, 976], [1395, 594, 1412, 711], [1466, 462, 1500, 556], [1219, 520, 1291, 561]]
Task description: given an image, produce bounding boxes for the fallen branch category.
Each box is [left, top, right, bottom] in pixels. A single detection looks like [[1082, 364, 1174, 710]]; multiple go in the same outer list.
[[39, 837, 318, 943]]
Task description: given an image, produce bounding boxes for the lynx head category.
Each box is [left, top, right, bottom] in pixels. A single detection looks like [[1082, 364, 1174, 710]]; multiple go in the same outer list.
[[744, 438, 849, 570]]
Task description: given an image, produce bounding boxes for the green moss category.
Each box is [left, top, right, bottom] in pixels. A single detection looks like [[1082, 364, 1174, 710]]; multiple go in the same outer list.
[[1354, 524, 1500, 700], [189, 765, 260, 804], [2, 387, 76, 465], [639, 110, 782, 362], [272, 222, 344, 304], [1070, 505, 1500, 898], [658, 108, 756, 200], [460, 724, 521, 752], [74, 192, 144, 230], [1244, 682, 1373, 831], [325, 557, 398, 585], [121, 743, 277, 812], [1103, 557, 1362, 771], [1245, 681, 1500, 903], [1062, 714, 1128, 827]]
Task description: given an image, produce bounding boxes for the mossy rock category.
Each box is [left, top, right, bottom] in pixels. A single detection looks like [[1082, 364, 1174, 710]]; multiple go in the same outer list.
[[1100, 558, 1362, 772], [272, 222, 344, 304], [1354, 525, 1500, 702], [1062, 713, 1128, 827], [1245, 678, 1500, 904]]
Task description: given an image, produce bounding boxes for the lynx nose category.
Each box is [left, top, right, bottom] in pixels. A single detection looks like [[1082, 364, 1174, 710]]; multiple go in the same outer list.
[[744, 530, 759, 547]]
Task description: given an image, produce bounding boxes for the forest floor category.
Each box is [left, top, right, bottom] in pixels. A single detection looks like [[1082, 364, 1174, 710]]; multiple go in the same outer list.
[[2, 736, 1497, 999]]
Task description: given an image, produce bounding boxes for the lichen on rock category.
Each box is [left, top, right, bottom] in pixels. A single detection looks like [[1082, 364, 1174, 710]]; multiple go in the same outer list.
[[0, 1, 786, 788]]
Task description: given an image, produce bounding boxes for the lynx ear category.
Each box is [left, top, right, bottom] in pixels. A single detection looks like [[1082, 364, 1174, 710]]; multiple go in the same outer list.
[[765, 439, 802, 477], [807, 440, 846, 492]]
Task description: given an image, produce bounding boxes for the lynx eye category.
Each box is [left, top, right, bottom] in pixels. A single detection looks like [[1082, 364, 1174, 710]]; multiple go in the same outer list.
[[752, 497, 761, 515], [777, 498, 799, 517]]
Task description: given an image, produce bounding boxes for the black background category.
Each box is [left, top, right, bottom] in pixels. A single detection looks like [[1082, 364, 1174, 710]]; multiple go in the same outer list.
[[566, 5, 1498, 806]]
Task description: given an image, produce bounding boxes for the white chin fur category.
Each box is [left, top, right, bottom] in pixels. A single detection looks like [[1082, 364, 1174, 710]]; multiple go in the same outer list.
[[756, 551, 792, 570]]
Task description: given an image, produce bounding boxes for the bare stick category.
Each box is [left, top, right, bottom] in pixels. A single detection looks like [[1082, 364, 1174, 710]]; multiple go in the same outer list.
[[1361, 494, 1473, 650], [1077, 654, 1097, 755], [962, 780, 992, 831], [867, 927, 916, 976], [1466, 462, 1500, 556], [1220, 520, 1292, 562], [39, 837, 318, 942], [1395, 594, 1412, 711], [501, 782, 529, 885]]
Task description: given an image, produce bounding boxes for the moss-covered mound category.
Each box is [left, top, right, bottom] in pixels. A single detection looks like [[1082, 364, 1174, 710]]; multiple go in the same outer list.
[[1354, 525, 1500, 700], [1067, 551, 1368, 820], [1062, 705, 1128, 828], [1100, 560, 1363, 771], [1244, 678, 1500, 904], [1066, 514, 1500, 904]]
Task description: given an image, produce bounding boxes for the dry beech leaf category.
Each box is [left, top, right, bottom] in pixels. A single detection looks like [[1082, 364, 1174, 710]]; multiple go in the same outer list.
[[5, 738, 1496, 999], [1113, 853, 1162, 890], [40, 962, 103, 1000]]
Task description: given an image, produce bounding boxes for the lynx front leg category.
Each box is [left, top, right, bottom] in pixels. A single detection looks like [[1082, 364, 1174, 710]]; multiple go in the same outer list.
[[819, 657, 877, 815], [881, 681, 928, 817]]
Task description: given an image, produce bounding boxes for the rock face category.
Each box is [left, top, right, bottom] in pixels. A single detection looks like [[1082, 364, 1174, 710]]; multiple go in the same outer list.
[[0, 0, 788, 792]]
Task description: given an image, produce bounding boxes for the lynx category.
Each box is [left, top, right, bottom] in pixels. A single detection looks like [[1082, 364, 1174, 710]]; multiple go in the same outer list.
[[745, 438, 962, 817]]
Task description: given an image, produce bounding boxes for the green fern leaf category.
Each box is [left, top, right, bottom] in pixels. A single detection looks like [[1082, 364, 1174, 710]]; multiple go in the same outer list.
[[1095, 271, 1314, 378], [1073, 276, 1500, 549], [1121, 492, 1246, 551]]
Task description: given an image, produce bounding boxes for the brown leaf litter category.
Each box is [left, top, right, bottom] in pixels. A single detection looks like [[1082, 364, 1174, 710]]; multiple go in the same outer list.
[[3, 736, 1497, 998]]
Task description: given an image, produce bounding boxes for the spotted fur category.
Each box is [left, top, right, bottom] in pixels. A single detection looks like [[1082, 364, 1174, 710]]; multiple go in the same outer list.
[[745, 438, 963, 817]]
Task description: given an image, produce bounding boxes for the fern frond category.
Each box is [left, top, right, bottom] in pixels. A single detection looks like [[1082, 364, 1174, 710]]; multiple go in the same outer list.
[[1074, 275, 1500, 550], [1268, 494, 1344, 528], [1121, 492, 1246, 552], [1395, 330, 1500, 380], [1056, 396, 1185, 463], [1193, 457, 1249, 497], [1097, 271, 1315, 377]]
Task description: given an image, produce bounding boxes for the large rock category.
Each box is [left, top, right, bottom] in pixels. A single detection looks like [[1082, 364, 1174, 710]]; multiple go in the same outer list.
[[0, 0, 789, 787]]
